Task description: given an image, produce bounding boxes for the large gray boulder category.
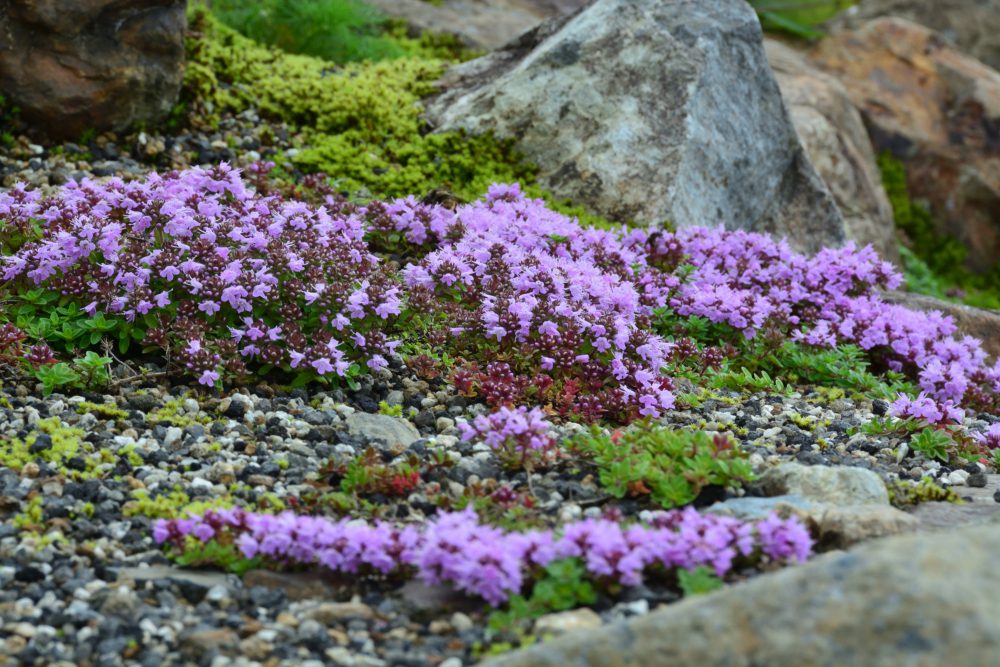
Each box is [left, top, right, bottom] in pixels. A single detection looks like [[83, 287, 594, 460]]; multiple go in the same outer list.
[[828, 0, 1000, 71], [485, 524, 1000, 667], [0, 0, 186, 140], [765, 39, 900, 264], [424, 0, 847, 254]]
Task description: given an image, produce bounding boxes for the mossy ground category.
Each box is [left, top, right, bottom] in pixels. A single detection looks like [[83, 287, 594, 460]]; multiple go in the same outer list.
[[183, 9, 621, 229]]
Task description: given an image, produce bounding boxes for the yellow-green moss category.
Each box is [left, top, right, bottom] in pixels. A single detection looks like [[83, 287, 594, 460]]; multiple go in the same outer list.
[[184, 11, 531, 200], [76, 401, 129, 421], [12, 496, 44, 531], [887, 478, 963, 508], [147, 398, 211, 428], [123, 487, 235, 520], [0, 417, 105, 478]]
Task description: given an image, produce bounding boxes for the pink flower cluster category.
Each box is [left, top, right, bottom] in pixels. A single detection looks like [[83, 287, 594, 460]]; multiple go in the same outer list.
[[666, 227, 1000, 409], [973, 423, 1000, 449], [1, 164, 399, 384], [399, 184, 676, 420], [153, 507, 812, 606], [3, 168, 999, 414], [889, 392, 965, 425], [457, 406, 556, 466]]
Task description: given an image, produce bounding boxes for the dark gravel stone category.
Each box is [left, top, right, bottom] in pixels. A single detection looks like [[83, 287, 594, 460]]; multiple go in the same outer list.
[[414, 409, 436, 429], [967, 471, 988, 488], [127, 394, 159, 412], [29, 433, 53, 453], [16, 565, 45, 583], [224, 400, 247, 420]]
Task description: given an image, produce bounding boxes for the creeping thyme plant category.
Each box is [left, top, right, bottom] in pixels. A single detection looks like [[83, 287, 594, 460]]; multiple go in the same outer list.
[[3, 0, 1000, 629]]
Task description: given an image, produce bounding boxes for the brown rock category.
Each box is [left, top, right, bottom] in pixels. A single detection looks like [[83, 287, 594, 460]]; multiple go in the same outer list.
[[242, 570, 341, 602], [810, 504, 918, 548], [881, 291, 1000, 358], [485, 524, 1000, 667], [0, 0, 186, 141], [303, 601, 375, 624], [180, 628, 238, 658], [827, 0, 1000, 71], [765, 39, 900, 264], [809, 18, 1000, 272]]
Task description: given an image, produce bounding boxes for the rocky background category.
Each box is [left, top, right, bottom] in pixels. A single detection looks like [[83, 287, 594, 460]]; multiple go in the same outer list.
[[1, 1, 1000, 667]]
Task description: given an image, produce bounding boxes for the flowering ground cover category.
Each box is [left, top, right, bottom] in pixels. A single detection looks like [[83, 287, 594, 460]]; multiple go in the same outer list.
[[2, 164, 999, 625], [3, 166, 998, 419]]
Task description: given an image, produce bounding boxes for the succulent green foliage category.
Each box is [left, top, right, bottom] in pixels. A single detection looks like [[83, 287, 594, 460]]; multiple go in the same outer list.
[[909, 428, 953, 463], [488, 558, 598, 634], [747, 341, 915, 400], [568, 425, 754, 509], [183, 10, 535, 201], [709, 367, 792, 396], [677, 565, 724, 597], [31, 352, 113, 396], [173, 537, 264, 576], [886, 478, 962, 508], [879, 152, 1000, 310], [11, 291, 122, 351], [656, 307, 916, 400]]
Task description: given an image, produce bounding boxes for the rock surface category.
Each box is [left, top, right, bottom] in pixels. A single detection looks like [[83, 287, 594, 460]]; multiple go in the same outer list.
[[345, 412, 422, 452], [810, 18, 1000, 272], [828, 0, 1000, 71], [0, 0, 186, 140], [425, 0, 847, 254], [881, 291, 1000, 359], [365, 0, 587, 50], [485, 524, 1000, 667], [765, 39, 900, 263], [758, 463, 890, 505]]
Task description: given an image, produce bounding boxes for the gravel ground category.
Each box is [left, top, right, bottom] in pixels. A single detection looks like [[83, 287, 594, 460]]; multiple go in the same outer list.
[[1, 354, 995, 667]]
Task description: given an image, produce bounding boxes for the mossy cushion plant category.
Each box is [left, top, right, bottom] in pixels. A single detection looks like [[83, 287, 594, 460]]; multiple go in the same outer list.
[[184, 8, 535, 201]]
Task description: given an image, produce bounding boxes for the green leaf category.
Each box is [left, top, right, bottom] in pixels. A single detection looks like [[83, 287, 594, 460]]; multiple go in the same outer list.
[[678, 566, 724, 597], [757, 11, 825, 39]]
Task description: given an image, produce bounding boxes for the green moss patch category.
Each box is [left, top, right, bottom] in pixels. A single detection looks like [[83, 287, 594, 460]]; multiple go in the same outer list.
[[879, 153, 1000, 309], [184, 10, 535, 201]]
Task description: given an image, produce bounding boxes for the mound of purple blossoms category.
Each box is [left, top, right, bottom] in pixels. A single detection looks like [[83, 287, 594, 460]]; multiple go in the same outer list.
[[0, 165, 400, 385], [457, 406, 556, 468], [153, 507, 812, 606], [3, 167, 999, 416]]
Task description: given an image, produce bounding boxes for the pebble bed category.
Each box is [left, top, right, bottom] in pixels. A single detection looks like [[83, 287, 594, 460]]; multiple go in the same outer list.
[[0, 353, 994, 667]]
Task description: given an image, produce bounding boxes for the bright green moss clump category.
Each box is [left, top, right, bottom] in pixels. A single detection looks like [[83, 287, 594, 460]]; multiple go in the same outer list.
[[184, 10, 535, 201], [0, 417, 108, 479]]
